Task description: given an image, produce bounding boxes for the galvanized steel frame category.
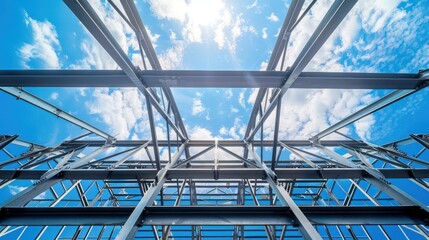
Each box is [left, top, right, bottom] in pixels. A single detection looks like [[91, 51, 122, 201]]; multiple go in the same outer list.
[[0, 0, 428, 239]]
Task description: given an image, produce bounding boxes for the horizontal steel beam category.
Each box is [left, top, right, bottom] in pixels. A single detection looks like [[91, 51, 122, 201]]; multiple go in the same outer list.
[[0, 168, 428, 180], [0, 70, 423, 89], [0, 206, 427, 226], [60, 139, 367, 147]]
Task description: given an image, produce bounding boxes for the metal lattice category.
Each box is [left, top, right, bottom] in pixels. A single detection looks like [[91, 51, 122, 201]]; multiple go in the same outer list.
[[0, 0, 428, 239]]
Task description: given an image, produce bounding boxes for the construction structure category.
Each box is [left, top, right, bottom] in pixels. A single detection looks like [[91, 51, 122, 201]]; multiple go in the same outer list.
[[1, 0, 429, 239]]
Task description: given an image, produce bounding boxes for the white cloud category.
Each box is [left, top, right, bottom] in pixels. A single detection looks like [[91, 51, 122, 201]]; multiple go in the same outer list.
[[148, 0, 249, 52], [259, 61, 268, 71], [354, 115, 375, 141], [351, 1, 428, 73], [246, 0, 258, 9], [192, 92, 205, 115], [219, 127, 228, 135], [239, 90, 246, 108], [358, 0, 403, 33], [79, 88, 87, 97], [159, 41, 185, 70], [261, 89, 377, 141], [50, 92, 59, 100], [218, 117, 245, 140], [148, 0, 188, 22], [189, 126, 214, 139], [86, 88, 149, 139], [8, 185, 27, 195], [19, 12, 61, 69], [268, 12, 279, 22], [35, 192, 47, 200], [247, 89, 258, 105], [169, 30, 177, 41], [225, 89, 233, 99], [69, 40, 118, 70], [243, 25, 258, 35], [262, 27, 268, 39], [402, 44, 429, 72], [146, 27, 161, 49], [231, 106, 239, 113]]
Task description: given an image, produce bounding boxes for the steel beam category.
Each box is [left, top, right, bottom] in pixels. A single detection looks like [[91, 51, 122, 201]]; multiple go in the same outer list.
[[115, 143, 186, 240], [60, 139, 367, 148], [271, 99, 282, 170], [0, 70, 423, 89], [144, 94, 161, 170], [2, 168, 428, 180], [0, 135, 19, 151], [1, 206, 426, 226], [247, 144, 322, 240], [0, 87, 112, 140], [0, 179, 61, 207], [410, 134, 429, 150]]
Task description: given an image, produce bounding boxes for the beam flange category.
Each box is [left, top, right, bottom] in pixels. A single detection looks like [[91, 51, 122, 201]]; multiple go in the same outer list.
[[1, 168, 428, 180], [1, 206, 426, 226], [0, 70, 423, 89], [60, 139, 367, 148]]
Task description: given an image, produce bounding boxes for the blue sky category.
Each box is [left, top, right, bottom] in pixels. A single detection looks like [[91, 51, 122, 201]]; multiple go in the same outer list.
[[0, 1, 429, 238]]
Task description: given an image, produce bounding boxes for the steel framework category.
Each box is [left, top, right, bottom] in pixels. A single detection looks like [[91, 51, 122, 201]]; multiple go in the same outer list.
[[1, 0, 429, 239]]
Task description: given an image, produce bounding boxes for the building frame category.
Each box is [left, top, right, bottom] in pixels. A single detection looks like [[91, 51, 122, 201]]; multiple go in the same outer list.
[[0, 0, 428, 239]]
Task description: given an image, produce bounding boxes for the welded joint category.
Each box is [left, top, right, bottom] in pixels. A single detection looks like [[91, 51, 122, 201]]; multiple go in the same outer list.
[[308, 135, 320, 145], [418, 68, 429, 78], [416, 69, 429, 88], [362, 167, 390, 184], [106, 136, 116, 146], [159, 79, 178, 87], [316, 169, 326, 179], [416, 79, 429, 89]]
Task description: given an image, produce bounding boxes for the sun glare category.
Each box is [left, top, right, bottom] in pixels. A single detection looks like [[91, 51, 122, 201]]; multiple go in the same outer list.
[[187, 0, 225, 26]]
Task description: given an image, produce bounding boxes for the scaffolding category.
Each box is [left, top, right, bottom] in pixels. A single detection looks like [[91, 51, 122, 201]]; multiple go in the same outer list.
[[0, 0, 428, 239]]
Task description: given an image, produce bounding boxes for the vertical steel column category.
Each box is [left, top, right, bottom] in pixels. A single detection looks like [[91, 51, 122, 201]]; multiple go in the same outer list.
[[162, 179, 187, 240], [145, 94, 161, 170], [271, 98, 282, 170], [246, 179, 275, 240], [115, 143, 187, 240], [247, 143, 322, 240]]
